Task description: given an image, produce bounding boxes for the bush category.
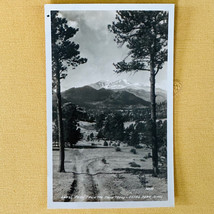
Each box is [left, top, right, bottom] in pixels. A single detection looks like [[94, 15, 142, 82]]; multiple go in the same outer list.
[[90, 133, 94, 140], [101, 158, 107, 164], [112, 143, 117, 147], [129, 162, 140, 167], [130, 148, 137, 154], [135, 145, 143, 149], [103, 141, 108, 146], [144, 152, 152, 159], [139, 175, 147, 187], [115, 147, 121, 152]]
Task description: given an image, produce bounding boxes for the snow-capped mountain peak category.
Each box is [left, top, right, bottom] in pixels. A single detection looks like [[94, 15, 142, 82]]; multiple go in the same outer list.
[[90, 79, 149, 91]]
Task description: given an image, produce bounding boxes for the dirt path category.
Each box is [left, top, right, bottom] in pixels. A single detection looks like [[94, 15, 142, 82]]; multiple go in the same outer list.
[[72, 154, 101, 202], [64, 149, 127, 202]]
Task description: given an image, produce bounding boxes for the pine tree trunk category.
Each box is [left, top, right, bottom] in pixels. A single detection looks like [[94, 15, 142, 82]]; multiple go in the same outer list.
[[150, 62, 159, 177], [56, 69, 65, 172]]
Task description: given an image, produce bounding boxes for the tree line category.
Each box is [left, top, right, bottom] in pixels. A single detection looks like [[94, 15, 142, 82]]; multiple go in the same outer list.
[[95, 111, 167, 153]]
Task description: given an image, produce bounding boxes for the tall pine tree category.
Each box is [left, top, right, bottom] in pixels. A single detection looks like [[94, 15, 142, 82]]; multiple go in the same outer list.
[[108, 11, 168, 176], [51, 11, 87, 172]]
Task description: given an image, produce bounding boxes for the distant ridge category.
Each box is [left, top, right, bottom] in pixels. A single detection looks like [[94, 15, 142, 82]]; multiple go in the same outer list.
[[61, 85, 150, 108], [89, 80, 166, 103]]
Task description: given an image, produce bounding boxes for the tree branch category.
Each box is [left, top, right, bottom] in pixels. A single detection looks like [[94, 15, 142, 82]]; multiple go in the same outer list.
[[154, 68, 159, 76]]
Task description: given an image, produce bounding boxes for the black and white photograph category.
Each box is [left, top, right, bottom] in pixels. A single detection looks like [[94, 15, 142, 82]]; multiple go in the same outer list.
[[45, 4, 174, 209]]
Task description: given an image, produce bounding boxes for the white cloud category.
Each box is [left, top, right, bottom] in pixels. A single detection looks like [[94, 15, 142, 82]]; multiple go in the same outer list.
[[58, 11, 167, 91]]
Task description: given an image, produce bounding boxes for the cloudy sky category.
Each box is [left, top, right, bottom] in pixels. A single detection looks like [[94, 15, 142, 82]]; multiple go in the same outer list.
[[58, 11, 167, 91]]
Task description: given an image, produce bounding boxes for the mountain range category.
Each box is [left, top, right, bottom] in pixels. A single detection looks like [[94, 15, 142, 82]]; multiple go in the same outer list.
[[56, 80, 166, 109], [89, 80, 166, 103], [61, 85, 149, 109]]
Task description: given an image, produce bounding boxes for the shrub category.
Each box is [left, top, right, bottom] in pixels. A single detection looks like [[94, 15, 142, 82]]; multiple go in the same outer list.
[[139, 175, 147, 187], [130, 148, 137, 154], [115, 147, 121, 152], [103, 141, 108, 146], [102, 158, 107, 164], [144, 152, 152, 159], [129, 162, 140, 167], [112, 143, 117, 147], [148, 152, 152, 158]]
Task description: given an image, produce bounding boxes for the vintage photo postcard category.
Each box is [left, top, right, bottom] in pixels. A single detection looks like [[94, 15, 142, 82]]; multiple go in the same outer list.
[[45, 4, 174, 209]]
